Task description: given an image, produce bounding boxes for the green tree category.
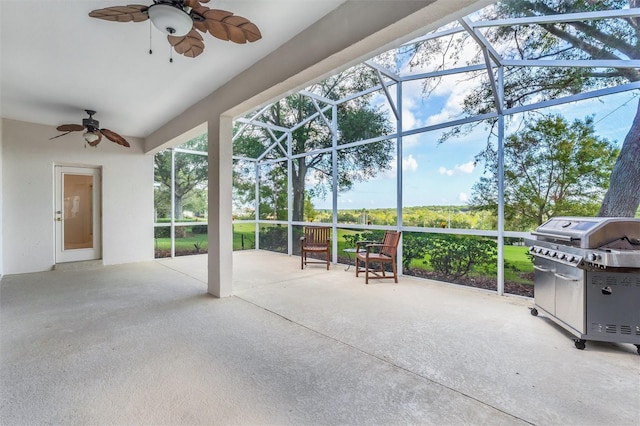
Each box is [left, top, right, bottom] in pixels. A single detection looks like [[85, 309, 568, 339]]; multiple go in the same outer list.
[[303, 193, 318, 222], [406, 0, 639, 217], [471, 115, 619, 230], [233, 65, 394, 222], [154, 134, 208, 220]]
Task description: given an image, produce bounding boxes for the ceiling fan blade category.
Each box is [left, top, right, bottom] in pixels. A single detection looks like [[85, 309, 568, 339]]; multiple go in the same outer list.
[[49, 131, 74, 140], [100, 129, 131, 147], [56, 124, 84, 132], [87, 132, 103, 147], [191, 6, 209, 33], [201, 9, 262, 44], [89, 5, 149, 23], [225, 17, 261, 43], [168, 29, 205, 58], [183, 0, 209, 8]]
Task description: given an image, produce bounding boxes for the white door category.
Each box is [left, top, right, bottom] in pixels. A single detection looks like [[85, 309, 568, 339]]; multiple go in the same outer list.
[[55, 166, 102, 263]]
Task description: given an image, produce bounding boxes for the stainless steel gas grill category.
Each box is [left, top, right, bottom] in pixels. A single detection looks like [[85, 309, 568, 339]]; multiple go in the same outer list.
[[526, 217, 640, 354]]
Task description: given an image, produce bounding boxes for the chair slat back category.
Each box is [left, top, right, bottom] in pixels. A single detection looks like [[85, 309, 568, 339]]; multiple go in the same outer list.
[[304, 226, 331, 247], [380, 231, 401, 257]]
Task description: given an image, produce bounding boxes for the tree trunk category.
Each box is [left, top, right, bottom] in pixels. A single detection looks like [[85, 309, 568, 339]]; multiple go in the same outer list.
[[292, 159, 306, 222], [598, 100, 640, 217], [174, 196, 183, 220]]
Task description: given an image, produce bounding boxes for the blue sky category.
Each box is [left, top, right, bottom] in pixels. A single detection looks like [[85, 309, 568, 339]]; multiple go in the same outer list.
[[315, 88, 639, 211]]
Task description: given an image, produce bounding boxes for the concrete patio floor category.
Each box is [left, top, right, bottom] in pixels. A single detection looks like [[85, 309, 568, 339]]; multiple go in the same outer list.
[[1, 250, 639, 425]]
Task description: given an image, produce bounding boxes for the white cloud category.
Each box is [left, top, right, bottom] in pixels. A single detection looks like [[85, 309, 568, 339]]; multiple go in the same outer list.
[[384, 154, 419, 178], [456, 161, 475, 174], [401, 94, 426, 131], [403, 154, 418, 172], [438, 161, 475, 176], [458, 192, 469, 203], [438, 166, 453, 176], [402, 134, 421, 149], [425, 77, 479, 126]]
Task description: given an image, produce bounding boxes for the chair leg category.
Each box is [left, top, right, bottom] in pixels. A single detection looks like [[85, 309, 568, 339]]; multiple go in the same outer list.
[[355, 256, 360, 277], [326, 250, 330, 270], [365, 258, 369, 284], [392, 259, 398, 283], [301, 251, 304, 269]]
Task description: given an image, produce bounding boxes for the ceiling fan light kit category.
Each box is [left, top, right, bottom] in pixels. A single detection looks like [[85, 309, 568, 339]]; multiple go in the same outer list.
[[88, 0, 262, 59], [147, 3, 193, 36], [83, 131, 101, 144]]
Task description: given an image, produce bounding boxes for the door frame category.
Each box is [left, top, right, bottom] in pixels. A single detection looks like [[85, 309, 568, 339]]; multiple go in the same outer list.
[[54, 165, 102, 263]]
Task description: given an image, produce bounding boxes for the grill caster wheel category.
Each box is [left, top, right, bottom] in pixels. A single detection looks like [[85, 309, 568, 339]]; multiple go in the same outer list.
[[530, 308, 538, 316], [635, 345, 640, 355], [574, 339, 586, 350]]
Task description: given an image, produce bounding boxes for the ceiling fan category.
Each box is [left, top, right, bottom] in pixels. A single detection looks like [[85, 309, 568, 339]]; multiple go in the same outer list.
[[88, 0, 262, 59], [50, 110, 130, 148]]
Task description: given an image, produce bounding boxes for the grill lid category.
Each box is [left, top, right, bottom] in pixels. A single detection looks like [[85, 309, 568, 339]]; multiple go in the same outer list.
[[532, 217, 640, 249]]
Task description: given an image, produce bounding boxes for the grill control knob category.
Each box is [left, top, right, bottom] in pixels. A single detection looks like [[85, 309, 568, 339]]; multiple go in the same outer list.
[[588, 252, 600, 262], [560, 254, 567, 260]]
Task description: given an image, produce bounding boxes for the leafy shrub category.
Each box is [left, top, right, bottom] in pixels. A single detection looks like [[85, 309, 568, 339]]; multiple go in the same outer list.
[[343, 230, 386, 248], [260, 226, 288, 253], [192, 225, 208, 234], [154, 226, 170, 238], [402, 233, 430, 270], [425, 235, 497, 279]]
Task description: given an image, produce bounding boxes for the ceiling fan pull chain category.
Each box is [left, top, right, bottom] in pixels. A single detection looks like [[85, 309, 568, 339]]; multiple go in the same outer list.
[[169, 44, 173, 63], [149, 21, 153, 55]]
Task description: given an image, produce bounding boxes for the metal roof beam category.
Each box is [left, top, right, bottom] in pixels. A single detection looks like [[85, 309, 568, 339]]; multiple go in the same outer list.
[[472, 8, 640, 28], [502, 59, 640, 68]]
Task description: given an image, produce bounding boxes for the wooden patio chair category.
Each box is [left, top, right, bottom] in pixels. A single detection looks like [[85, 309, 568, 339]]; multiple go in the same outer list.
[[300, 226, 331, 270], [355, 231, 401, 284]]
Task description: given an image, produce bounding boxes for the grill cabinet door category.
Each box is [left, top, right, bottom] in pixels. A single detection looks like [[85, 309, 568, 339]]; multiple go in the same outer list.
[[554, 263, 586, 334], [534, 257, 556, 315]]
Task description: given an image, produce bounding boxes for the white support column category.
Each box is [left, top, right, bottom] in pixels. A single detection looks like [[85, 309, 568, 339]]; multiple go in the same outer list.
[[170, 148, 176, 259], [497, 66, 505, 296], [331, 104, 338, 263], [287, 132, 293, 256], [208, 116, 234, 298], [254, 161, 260, 250], [396, 81, 404, 276]]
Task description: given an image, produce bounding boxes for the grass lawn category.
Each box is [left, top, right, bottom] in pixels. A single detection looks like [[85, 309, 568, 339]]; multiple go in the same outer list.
[[155, 236, 207, 253]]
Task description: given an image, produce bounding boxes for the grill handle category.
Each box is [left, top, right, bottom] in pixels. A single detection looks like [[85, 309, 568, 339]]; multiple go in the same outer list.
[[531, 231, 580, 242], [533, 265, 555, 273], [554, 272, 580, 282]]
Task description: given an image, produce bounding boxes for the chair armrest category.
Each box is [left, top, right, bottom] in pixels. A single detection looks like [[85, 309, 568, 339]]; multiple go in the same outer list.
[[355, 240, 376, 249], [362, 243, 397, 255]]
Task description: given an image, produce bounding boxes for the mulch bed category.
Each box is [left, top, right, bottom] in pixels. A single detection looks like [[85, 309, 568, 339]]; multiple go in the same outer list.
[[406, 269, 534, 298]]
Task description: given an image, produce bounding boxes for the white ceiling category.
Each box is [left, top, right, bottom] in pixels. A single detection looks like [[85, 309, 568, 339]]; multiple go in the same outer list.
[[0, 0, 346, 138]]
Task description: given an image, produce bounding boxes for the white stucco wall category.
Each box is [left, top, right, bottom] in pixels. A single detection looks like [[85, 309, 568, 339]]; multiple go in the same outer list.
[[2, 118, 153, 274], [0, 117, 4, 276]]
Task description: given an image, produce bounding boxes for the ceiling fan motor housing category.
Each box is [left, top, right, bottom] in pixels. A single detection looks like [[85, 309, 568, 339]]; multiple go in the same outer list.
[[82, 117, 99, 131]]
